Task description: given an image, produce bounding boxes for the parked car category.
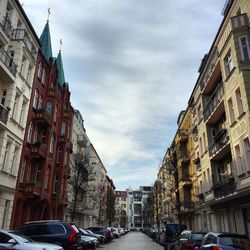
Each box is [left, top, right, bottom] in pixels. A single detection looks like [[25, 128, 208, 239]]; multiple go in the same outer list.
[[107, 227, 120, 238], [80, 235, 97, 250], [198, 232, 250, 250], [169, 230, 206, 250], [0, 230, 63, 250], [14, 220, 82, 250], [87, 227, 113, 242], [79, 229, 100, 246], [84, 230, 105, 244], [160, 223, 187, 249]]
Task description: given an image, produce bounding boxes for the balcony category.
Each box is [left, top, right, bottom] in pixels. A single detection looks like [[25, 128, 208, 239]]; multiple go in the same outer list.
[[0, 104, 9, 126], [178, 129, 188, 142], [58, 135, 66, 144], [213, 178, 236, 199], [200, 47, 220, 93], [177, 150, 190, 165], [0, 45, 17, 82], [203, 82, 224, 123], [63, 109, 71, 119], [12, 29, 36, 59], [209, 129, 230, 160], [231, 13, 248, 31], [77, 134, 88, 148], [180, 201, 194, 212], [30, 142, 47, 160], [179, 174, 192, 186], [34, 109, 52, 127], [0, 15, 12, 42], [20, 182, 42, 198]]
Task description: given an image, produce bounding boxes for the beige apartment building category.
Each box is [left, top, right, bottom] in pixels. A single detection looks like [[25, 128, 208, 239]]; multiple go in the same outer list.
[[0, 0, 39, 229], [155, 0, 250, 236]]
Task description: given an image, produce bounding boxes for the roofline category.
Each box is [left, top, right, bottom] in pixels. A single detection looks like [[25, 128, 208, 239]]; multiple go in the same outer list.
[[15, 0, 41, 46], [90, 143, 107, 173], [188, 0, 234, 106]]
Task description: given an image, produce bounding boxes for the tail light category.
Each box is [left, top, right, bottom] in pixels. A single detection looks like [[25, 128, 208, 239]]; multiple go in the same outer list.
[[68, 223, 77, 242], [211, 246, 223, 250], [183, 242, 195, 249]]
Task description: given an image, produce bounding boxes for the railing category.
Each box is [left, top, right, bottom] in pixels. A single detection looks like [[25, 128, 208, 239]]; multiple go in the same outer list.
[[231, 13, 248, 30], [0, 45, 17, 76], [213, 178, 236, 199], [35, 109, 52, 126], [1, 15, 13, 38], [200, 47, 219, 91], [179, 173, 191, 182], [180, 201, 194, 210], [178, 129, 188, 140], [77, 134, 88, 148], [30, 142, 47, 159], [0, 104, 9, 124], [12, 29, 36, 59], [209, 129, 229, 157], [203, 82, 224, 122]]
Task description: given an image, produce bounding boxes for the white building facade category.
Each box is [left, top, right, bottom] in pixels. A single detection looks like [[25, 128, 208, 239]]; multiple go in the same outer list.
[[0, 0, 39, 229]]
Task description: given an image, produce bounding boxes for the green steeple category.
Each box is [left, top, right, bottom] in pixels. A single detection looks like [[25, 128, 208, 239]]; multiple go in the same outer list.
[[40, 22, 53, 61], [56, 50, 65, 87]]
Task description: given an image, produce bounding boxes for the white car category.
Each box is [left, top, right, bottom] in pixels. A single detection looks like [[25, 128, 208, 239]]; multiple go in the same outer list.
[[107, 227, 120, 238], [0, 230, 63, 250]]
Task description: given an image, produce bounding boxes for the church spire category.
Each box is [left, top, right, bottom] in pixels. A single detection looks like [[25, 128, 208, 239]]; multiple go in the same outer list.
[[40, 9, 53, 61], [56, 46, 65, 87]]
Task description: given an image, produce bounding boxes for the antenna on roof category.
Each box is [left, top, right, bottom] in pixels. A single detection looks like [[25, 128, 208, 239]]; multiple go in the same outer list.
[[47, 8, 51, 22]]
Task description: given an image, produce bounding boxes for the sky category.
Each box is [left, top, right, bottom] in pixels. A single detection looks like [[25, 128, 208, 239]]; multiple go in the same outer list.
[[22, 0, 225, 190]]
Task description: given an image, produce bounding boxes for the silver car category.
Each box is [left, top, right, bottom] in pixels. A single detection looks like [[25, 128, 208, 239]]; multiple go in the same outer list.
[[0, 230, 63, 250]]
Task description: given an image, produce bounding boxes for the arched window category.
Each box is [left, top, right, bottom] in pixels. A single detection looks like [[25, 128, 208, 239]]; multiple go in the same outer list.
[[49, 133, 55, 154], [33, 126, 38, 143], [38, 62, 42, 79], [20, 159, 26, 183], [27, 122, 33, 143], [33, 89, 39, 109], [41, 68, 46, 85]]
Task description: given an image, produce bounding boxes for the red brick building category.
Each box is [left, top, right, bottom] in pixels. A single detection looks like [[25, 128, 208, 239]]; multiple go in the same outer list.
[[11, 21, 73, 228]]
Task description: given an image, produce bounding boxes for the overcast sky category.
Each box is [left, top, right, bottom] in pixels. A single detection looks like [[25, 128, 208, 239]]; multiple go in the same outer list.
[[23, 0, 225, 190]]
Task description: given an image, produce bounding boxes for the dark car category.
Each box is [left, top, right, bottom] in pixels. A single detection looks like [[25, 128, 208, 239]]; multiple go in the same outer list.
[[199, 232, 250, 250], [170, 230, 206, 250], [84, 229, 105, 244], [15, 220, 82, 250], [161, 223, 187, 249], [87, 227, 112, 242]]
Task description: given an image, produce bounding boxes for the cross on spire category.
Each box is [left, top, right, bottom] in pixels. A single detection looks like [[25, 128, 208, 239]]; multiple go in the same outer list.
[[47, 8, 51, 22], [60, 39, 63, 51]]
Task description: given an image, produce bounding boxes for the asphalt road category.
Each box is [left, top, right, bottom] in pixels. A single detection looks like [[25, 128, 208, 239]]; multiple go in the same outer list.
[[99, 231, 164, 250]]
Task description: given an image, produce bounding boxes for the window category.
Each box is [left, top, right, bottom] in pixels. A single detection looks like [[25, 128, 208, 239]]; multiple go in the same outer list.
[[57, 146, 62, 163], [228, 98, 235, 124], [49, 224, 65, 234], [35, 165, 41, 184], [27, 65, 32, 83], [53, 175, 59, 194], [224, 50, 234, 76], [49, 134, 55, 154], [235, 88, 244, 116], [235, 144, 244, 175], [12, 93, 19, 120], [20, 159, 26, 183], [239, 36, 250, 60], [33, 126, 38, 143], [54, 105, 58, 124], [199, 137, 203, 155], [38, 62, 42, 79], [50, 81, 54, 89], [44, 166, 50, 189], [10, 146, 18, 174], [26, 163, 31, 182], [41, 68, 46, 85], [61, 122, 66, 136], [38, 95, 43, 110], [19, 100, 27, 126], [203, 132, 207, 152], [46, 101, 52, 116], [1, 90, 7, 105], [41, 129, 46, 144], [1, 200, 10, 229], [197, 105, 202, 121], [33, 89, 39, 109], [2, 142, 10, 171], [243, 138, 250, 171], [27, 122, 33, 143]]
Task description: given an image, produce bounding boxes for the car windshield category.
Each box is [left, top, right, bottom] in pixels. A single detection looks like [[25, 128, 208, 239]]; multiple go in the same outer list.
[[191, 233, 204, 241], [166, 225, 179, 233], [80, 229, 88, 234], [218, 235, 250, 249], [9, 232, 32, 243], [86, 230, 94, 234]]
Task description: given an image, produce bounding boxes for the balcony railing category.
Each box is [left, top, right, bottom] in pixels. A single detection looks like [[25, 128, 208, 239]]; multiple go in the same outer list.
[[1, 15, 13, 38], [12, 29, 36, 59], [77, 134, 88, 148], [180, 201, 194, 211], [0, 104, 9, 124], [178, 129, 188, 141], [30, 142, 47, 159], [35, 109, 52, 127], [203, 82, 224, 122], [209, 129, 229, 157], [0, 45, 17, 76], [213, 178, 236, 199], [231, 13, 248, 30], [20, 182, 42, 198]]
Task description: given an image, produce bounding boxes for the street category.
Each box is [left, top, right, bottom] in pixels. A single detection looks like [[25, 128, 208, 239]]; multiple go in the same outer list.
[[99, 232, 164, 250]]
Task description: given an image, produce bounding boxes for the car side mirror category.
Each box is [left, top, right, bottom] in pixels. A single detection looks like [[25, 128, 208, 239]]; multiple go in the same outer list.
[[8, 239, 17, 244]]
